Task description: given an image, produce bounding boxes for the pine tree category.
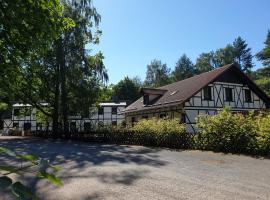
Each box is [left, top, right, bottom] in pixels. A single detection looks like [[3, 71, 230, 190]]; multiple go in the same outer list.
[[232, 36, 253, 72], [256, 31, 270, 68], [172, 54, 194, 81]]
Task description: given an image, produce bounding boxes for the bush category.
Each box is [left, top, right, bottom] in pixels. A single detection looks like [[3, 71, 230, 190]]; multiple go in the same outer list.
[[195, 107, 257, 154], [131, 118, 192, 148], [254, 112, 270, 155]]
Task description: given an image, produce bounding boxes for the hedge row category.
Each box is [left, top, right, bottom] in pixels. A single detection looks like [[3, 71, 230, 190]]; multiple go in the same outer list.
[[32, 108, 270, 156]]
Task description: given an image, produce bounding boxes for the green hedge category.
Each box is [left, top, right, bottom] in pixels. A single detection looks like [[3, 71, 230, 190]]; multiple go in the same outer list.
[[195, 107, 270, 155], [33, 109, 270, 156]]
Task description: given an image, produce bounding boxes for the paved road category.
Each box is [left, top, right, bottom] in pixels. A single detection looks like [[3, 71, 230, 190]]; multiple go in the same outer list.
[[0, 136, 270, 200]]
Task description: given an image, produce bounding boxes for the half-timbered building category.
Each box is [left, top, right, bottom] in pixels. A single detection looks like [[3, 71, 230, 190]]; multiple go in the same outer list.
[[123, 64, 270, 133], [1, 101, 126, 134]]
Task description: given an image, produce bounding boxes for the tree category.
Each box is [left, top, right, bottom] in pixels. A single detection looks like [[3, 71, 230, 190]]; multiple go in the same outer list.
[[214, 44, 235, 67], [256, 31, 270, 68], [232, 36, 253, 72], [144, 59, 171, 87], [0, 0, 108, 135], [112, 77, 141, 103], [194, 51, 217, 74], [171, 54, 194, 81], [0, 0, 72, 107]]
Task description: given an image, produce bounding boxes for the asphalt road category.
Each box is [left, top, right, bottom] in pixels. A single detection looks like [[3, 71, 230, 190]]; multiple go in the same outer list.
[[0, 136, 270, 200]]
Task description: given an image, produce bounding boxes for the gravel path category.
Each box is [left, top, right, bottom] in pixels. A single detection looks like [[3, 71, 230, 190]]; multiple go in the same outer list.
[[0, 136, 270, 200]]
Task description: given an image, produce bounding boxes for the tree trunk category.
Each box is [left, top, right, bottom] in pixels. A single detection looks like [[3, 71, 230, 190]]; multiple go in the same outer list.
[[52, 39, 61, 137], [59, 37, 69, 134]]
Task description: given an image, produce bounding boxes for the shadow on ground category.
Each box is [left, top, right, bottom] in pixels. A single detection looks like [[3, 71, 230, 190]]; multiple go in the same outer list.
[[0, 137, 168, 199]]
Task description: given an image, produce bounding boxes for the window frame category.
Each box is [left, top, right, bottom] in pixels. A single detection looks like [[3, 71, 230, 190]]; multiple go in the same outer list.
[[112, 106, 117, 115], [98, 107, 104, 115], [244, 89, 252, 103], [203, 86, 212, 100], [84, 122, 91, 132], [14, 108, 20, 116], [143, 95, 149, 105], [70, 122, 76, 131], [225, 87, 233, 102]]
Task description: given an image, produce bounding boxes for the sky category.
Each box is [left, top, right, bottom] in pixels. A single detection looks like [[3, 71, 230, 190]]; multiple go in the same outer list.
[[91, 0, 270, 84]]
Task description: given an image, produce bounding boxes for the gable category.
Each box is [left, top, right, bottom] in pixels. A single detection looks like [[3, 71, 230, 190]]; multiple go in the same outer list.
[[215, 67, 243, 84], [124, 64, 270, 114]]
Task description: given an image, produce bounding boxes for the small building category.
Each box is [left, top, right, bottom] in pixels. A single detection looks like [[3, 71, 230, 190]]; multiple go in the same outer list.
[[1, 101, 126, 133], [123, 64, 270, 133]]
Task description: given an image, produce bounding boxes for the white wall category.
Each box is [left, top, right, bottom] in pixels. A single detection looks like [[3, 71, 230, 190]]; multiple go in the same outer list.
[[184, 82, 267, 133]]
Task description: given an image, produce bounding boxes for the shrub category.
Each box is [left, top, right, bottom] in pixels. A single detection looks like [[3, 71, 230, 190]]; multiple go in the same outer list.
[[195, 107, 257, 154], [254, 112, 270, 155], [131, 118, 191, 148]]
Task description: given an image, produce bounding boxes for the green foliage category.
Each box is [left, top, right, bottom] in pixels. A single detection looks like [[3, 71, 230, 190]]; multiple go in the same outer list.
[[254, 112, 270, 154], [144, 59, 171, 87], [171, 54, 194, 81], [131, 118, 191, 148], [36, 108, 53, 125], [194, 52, 216, 74], [195, 107, 256, 153], [256, 30, 270, 67], [0, 146, 62, 199], [112, 77, 141, 103], [232, 37, 253, 72], [255, 77, 270, 96], [195, 107, 270, 155]]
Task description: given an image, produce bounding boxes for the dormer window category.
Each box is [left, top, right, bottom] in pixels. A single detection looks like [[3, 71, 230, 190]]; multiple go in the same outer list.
[[143, 95, 149, 105]]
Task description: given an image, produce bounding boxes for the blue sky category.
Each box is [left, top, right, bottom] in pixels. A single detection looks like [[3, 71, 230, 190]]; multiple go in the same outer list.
[[91, 0, 270, 84]]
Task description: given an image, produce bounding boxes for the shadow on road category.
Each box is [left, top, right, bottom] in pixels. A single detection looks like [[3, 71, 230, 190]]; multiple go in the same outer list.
[[0, 136, 168, 198]]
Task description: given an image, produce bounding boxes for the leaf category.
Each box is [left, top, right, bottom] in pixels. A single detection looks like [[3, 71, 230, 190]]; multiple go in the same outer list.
[[49, 164, 61, 172], [0, 147, 16, 157], [0, 166, 20, 175], [0, 176, 12, 190], [11, 182, 37, 200], [17, 154, 39, 162], [37, 171, 63, 186]]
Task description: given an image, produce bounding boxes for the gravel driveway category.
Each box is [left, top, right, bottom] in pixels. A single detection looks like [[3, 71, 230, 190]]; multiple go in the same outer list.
[[0, 136, 270, 200]]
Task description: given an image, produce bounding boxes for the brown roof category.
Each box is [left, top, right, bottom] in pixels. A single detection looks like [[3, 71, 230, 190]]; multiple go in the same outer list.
[[124, 64, 234, 113]]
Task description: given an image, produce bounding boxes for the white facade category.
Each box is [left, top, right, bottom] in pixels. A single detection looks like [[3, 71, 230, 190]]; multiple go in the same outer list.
[[184, 82, 266, 132], [1, 102, 126, 133]]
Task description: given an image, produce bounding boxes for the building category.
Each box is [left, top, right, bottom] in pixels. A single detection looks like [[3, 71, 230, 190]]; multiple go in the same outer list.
[[0, 101, 126, 134], [123, 64, 270, 133]]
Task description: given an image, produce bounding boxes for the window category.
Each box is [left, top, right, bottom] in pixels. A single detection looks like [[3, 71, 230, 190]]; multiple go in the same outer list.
[[36, 123, 42, 131], [84, 122, 91, 132], [225, 88, 233, 102], [131, 117, 136, 126], [159, 113, 167, 119], [13, 123, 19, 128], [98, 107, 104, 115], [244, 89, 252, 102], [143, 95, 149, 105], [14, 109, 20, 116], [112, 121, 117, 126], [181, 114, 186, 123], [0, 120, 3, 130], [203, 86, 212, 100], [70, 122, 76, 131], [24, 123, 31, 131], [112, 107, 117, 114]]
